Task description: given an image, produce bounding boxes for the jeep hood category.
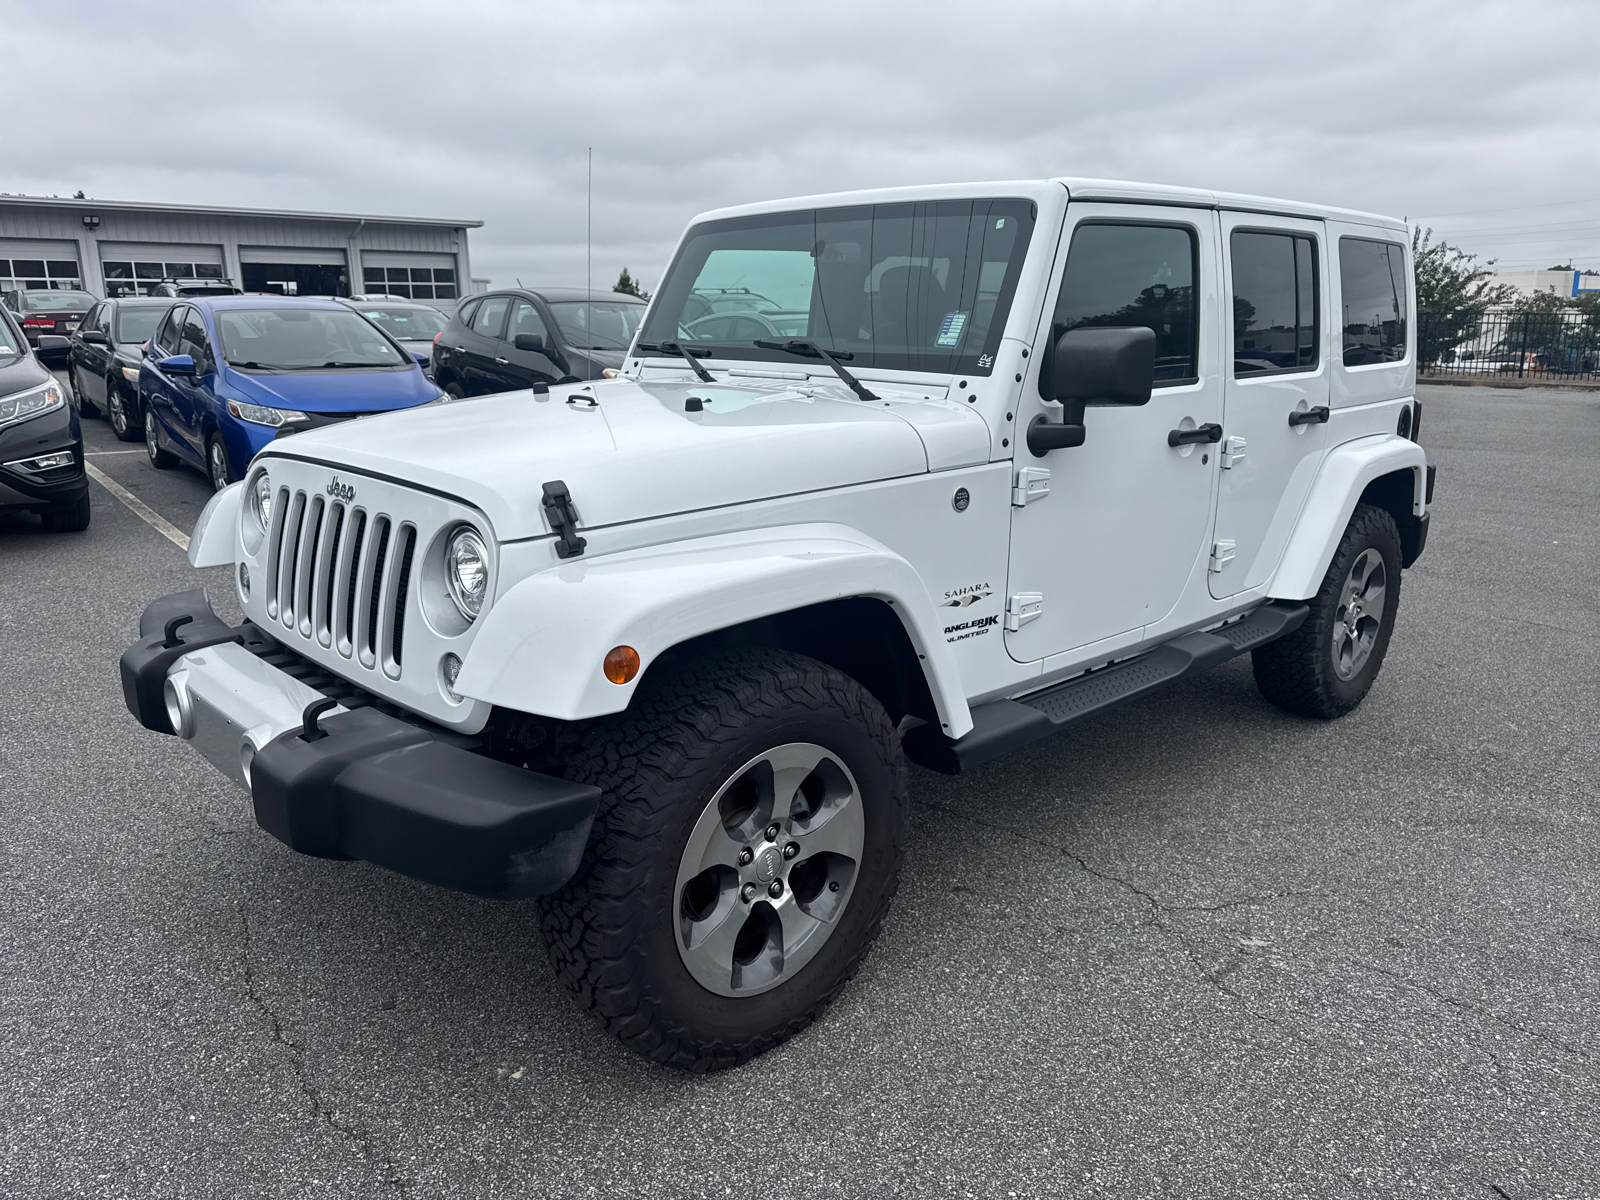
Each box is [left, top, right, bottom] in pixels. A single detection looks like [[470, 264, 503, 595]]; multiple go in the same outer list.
[[259, 376, 987, 541]]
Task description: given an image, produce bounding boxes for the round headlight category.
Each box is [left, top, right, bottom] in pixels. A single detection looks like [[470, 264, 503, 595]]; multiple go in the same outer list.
[[445, 527, 489, 620], [251, 472, 273, 533]]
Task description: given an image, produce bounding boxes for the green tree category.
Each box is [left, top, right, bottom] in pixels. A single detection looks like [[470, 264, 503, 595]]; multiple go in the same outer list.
[[1412, 227, 1519, 367], [613, 268, 650, 302]]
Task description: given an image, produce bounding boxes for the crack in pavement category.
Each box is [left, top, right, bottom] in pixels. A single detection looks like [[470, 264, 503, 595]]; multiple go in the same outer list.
[[914, 798, 1320, 1034], [237, 903, 411, 1194]]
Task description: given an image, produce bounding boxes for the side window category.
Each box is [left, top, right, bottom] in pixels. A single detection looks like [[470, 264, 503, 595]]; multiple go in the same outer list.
[[81, 303, 103, 333], [155, 306, 185, 353], [1339, 238, 1408, 366], [179, 311, 212, 366], [455, 297, 480, 328], [470, 296, 511, 339], [508, 299, 549, 345], [1231, 230, 1319, 377], [1045, 222, 1199, 391]]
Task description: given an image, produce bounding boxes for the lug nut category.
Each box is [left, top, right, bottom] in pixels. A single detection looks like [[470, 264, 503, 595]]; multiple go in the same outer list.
[[764, 822, 781, 842], [782, 842, 799, 860], [768, 880, 784, 899], [741, 883, 758, 904], [828, 881, 841, 892], [738, 847, 754, 866]]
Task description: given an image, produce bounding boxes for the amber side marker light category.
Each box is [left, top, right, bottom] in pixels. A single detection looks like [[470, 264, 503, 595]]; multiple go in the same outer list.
[[603, 645, 641, 685]]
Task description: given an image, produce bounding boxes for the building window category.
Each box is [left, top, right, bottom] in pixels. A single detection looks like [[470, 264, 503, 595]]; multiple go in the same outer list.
[[364, 263, 456, 301], [101, 259, 225, 296], [0, 257, 82, 292]]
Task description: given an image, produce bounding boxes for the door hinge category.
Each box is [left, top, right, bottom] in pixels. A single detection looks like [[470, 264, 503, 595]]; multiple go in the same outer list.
[[1220, 436, 1248, 469], [1005, 592, 1044, 631], [1012, 466, 1051, 506], [1209, 540, 1236, 573]]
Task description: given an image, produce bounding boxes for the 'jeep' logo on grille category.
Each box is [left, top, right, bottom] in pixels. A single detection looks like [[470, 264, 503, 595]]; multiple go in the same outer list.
[[326, 476, 356, 502]]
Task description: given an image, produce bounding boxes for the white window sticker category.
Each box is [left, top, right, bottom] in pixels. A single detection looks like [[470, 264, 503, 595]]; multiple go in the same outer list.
[[936, 311, 967, 347]]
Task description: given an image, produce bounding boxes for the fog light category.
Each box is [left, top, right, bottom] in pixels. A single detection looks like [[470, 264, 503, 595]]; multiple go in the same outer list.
[[603, 645, 640, 685], [441, 653, 463, 701], [4, 449, 74, 473], [238, 562, 250, 597]]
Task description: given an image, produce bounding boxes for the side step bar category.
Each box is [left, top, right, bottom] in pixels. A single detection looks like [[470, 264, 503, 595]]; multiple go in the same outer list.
[[904, 602, 1309, 775]]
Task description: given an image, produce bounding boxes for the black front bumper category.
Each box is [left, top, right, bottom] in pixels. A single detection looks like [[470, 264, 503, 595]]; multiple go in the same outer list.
[[0, 401, 87, 513], [121, 590, 600, 899]]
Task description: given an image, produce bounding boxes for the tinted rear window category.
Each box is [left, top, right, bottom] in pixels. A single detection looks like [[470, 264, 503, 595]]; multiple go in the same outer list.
[[1339, 238, 1408, 366], [25, 292, 95, 311]]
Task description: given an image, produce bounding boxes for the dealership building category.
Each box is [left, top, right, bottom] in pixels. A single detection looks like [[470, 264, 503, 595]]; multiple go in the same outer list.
[[0, 193, 483, 307]]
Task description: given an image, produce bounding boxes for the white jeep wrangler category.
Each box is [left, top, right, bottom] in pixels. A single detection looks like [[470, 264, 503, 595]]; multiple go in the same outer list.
[[121, 178, 1432, 1070]]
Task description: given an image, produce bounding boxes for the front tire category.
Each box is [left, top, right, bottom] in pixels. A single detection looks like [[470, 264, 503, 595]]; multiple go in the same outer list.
[[107, 382, 141, 441], [539, 648, 908, 1071], [41, 493, 91, 533], [1253, 502, 1403, 719], [70, 365, 99, 418], [206, 433, 235, 492]]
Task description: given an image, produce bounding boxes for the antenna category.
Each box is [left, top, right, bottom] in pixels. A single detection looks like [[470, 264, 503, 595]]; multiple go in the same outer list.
[[587, 146, 593, 362]]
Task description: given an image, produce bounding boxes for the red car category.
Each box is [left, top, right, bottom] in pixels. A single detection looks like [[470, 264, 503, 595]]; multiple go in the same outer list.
[[1, 288, 97, 365]]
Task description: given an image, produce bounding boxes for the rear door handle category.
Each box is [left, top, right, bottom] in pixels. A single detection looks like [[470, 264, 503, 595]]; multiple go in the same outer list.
[[1167, 422, 1223, 447], [495, 357, 509, 365], [1288, 406, 1330, 427]]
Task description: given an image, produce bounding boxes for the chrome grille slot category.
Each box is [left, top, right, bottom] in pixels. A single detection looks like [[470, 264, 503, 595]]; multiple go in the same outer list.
[[276, 490, 307, 629], [380, 525, 416, 678], [313, 502, 345, 648], [294, 496, 325, 638], [354, 516, 390, 669], [389, 526, 417, 671], [264, 486, 290, 620], [337, 509, 367, 658]]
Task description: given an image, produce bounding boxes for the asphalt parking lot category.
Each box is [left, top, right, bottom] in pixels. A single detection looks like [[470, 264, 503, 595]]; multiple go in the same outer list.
[[3, 382, 1597, 1199]]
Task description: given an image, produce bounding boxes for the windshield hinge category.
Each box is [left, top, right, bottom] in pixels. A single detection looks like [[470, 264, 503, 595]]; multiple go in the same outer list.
[[541, 480, 587, 559]]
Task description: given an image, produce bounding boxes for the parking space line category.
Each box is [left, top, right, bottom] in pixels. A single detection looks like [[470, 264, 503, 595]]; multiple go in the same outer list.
[[87, 449, 146, 456], [84, 462, 191, 551]]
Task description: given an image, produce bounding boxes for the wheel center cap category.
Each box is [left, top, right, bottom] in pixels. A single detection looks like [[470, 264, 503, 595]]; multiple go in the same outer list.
[[753, 846, 782, 884]]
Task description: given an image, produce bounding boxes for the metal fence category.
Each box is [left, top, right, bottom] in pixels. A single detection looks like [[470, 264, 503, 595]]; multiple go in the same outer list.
[[1419, 309, 1600, 382]]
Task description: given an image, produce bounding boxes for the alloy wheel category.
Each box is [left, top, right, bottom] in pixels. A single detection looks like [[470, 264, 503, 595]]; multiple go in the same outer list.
[[145, 410, 160, 463], [208, 439, 230, 491], [108, 389, 128, 436], [1332, 547, 1386, 680], [673, 742, 864, 997]]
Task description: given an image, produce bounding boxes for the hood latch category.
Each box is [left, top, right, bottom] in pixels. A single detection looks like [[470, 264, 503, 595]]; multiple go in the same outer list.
[[541, 480, 588, 559]]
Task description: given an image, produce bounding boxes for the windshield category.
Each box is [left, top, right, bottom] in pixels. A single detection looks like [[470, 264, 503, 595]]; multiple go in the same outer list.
[[25, 292, 95, 311], [0, 316, 21, 356], [216, 307, 410, 370], [636, 199, 1035, 375], [115, 308, 167, 345], [356, 306, 449, 340], [547, 301, 644, 350]]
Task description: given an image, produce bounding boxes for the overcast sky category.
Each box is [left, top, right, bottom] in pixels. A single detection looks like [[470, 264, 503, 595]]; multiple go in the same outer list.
[[8, 0, 1600, 288]]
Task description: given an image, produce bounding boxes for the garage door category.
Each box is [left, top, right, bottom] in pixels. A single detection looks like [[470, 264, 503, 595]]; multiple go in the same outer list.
[[238, 246, 349, 297], [99, 241, 225, 296], [361, 251, 458, 300], [0, 239, 82, 292]]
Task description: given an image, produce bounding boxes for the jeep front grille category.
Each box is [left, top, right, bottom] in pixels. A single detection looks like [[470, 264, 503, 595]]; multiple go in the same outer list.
[[264, 487, 416, 680]]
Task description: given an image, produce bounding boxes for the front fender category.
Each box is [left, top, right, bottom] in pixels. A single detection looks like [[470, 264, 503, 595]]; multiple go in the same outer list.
[[1269, 434, 1426, 600], [454, 523, 974, 738], [188, 481, 242, 567]]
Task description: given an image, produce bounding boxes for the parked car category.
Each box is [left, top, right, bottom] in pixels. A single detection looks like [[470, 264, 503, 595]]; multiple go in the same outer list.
[[151, 278, 244, 298], [140, 295, 443, 491], [66, 297, 173, 441], [0, 289, 98, 364], [339, 299, 450, 369], [430, 287, 645, 396], [123, 178, 1433, 1071], [0, 306, 88, 531]]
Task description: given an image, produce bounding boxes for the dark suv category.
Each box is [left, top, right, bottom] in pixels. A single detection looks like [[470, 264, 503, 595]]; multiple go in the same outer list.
[[0, 306, 89, 531], [65, 296, 173, 441], [1, 289, 98, 364], [431, 288, 645, 396]]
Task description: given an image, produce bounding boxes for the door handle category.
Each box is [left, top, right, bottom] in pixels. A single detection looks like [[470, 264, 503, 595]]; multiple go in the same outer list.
[[454, 345, 466, 352], [1288, 406, 1330, 427], [495, 357, 509, 365], [1167, 422, 1223, 447]]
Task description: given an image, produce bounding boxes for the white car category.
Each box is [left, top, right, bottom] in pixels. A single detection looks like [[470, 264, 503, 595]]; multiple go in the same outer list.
[[122, 177, 1432, 1071]]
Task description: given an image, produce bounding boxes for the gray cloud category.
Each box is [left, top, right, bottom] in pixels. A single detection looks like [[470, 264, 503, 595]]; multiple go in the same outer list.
[[7, 0, 1600, 284]]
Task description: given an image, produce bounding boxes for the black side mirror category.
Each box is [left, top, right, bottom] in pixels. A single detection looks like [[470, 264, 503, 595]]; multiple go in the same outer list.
[[82, 330, 109, 345], [514, 333, 544, 352], [1028, 326, 1156, 456], [36, 335, 70, 353]]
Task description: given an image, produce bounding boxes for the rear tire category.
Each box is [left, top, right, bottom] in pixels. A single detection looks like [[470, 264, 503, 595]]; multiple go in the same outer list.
[[41, 493, 91, 533], [444, 381, 464, 399], [145, 408, 177, 469], [539, 648, 908, 1071], [1252, 502, 1403, 719]]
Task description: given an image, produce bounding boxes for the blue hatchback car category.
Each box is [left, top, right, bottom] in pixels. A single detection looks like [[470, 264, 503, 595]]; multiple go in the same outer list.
[[140, 296, 442, 491]]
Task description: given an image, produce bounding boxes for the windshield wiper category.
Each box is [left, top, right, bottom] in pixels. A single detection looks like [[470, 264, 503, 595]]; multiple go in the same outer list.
[[228, 360, 285, 373], [319, 361, 388, 369], [636, 341, 716, 384], [752, 340, 878, 401]]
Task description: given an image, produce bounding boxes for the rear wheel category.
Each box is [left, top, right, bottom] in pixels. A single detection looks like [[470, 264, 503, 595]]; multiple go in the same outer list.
[[206, 433, 235, 492], [145, 408, 176, 469], [539, 648, 908, 1071], [107, 384, 140, 442], [444, 381, 465, 399], [1253, 503, 1403, 718]]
